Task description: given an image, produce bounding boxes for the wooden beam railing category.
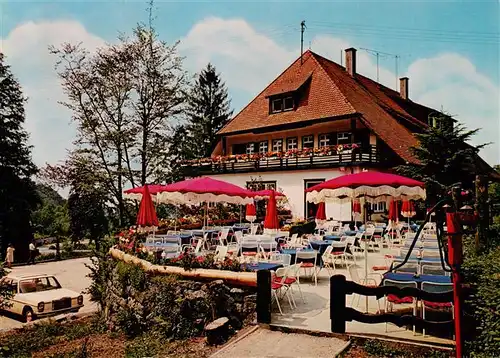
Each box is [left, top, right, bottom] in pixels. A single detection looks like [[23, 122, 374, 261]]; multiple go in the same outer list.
[[330, 275, 454, 334], [183, 145, 379, 175]]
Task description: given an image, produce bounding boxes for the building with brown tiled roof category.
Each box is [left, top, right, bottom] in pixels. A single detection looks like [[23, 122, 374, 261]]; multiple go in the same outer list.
[[182, 48, 456, 219]]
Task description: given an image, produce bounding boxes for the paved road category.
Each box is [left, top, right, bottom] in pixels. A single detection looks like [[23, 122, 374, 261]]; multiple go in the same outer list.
[[0, 258, 97, 331]]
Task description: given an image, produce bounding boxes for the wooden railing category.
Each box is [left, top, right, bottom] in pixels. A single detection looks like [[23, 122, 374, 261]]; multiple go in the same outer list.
[[183, 145, 379, 175], [329, 275, 454, 333]]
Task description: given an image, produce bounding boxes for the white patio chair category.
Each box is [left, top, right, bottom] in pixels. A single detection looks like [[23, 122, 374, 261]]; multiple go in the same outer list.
[[383, 279, 418, 335], [214, 245, 228, 262], [422, 240, 439, 249], [295, 250, 318, 286], [269, 253, 291, 266], [331, 237, 355, 268], [347, 264, 381, 311], [393, 261, 419, 275], [422, 249, 441, 259], [421, 281, 454, 337], [321, 246, 336, 276], [234, 230, 243, 243], [218, 228, 230, 246], [271, 267, 295, 314], [250, 224, 259, 235], [421, 264, 449, 276], [284, 263, 305, 303]]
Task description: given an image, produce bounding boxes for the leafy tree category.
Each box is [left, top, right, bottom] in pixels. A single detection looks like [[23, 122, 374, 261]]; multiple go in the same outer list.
[[0, 53, 39, 262], [125, 23, 188, 185], [35, 183, 65, 206], [68, 190, 108, 250], [50, 42, 135, 227], [396, 118, 487, 201], [50, 15, 187, 224], [30, 184, 70, 260], [186, 63, 233, 158], [42, 150, 113, 248], [489, 165, 500, 222]]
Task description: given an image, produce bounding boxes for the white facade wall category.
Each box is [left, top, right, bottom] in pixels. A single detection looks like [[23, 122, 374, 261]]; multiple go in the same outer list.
[[210, 167, 364, 221]]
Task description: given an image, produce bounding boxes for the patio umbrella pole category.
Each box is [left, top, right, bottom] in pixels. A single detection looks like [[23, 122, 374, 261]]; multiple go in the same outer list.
[[174, 206, 177, 232], [363, 195, 369, 313]]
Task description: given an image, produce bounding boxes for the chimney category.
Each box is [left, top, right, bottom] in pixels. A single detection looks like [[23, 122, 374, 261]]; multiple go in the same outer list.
[[345, 48, 357, 77], [400, 77, 409, 100]]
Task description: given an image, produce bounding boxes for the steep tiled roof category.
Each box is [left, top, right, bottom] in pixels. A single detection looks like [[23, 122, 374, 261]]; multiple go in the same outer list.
[[218, 51, 356, 134], [218, 50, 444, 164]]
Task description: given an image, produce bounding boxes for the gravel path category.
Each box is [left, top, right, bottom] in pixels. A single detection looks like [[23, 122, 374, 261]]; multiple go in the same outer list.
[[212, 328, 348, 358]]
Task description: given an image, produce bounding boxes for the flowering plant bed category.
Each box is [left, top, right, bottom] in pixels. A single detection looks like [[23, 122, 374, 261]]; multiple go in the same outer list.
[[151, 252, 251, 272], [109, 248, 257, 287], [181, 143, 361, 166]]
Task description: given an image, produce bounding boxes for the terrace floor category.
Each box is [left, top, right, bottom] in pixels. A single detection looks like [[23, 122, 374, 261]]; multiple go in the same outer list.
[[270, 247, 455, 347]]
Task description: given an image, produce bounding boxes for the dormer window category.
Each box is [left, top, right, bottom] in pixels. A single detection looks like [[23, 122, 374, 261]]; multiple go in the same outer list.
[[270, 96, 294, 114], [272, 99, 283, 113]]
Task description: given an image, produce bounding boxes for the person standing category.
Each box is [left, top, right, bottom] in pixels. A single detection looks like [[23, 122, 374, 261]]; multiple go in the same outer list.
[[5, 243, 15, 268], [27, 241, 36, 265]]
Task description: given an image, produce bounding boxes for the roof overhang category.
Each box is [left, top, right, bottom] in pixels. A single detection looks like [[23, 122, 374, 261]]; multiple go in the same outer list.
[[217, 112, 361, 137]]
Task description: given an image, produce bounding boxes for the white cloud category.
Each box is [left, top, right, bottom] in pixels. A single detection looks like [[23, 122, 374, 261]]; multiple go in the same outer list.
[[0, 20, 106, 167], [179, 17, 297, 96], [180, 17, 499, 165], [407, 54, 500, 164]]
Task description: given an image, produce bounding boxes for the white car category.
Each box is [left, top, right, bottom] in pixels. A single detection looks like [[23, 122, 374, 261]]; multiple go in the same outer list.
[[0, 274, 84, 322]]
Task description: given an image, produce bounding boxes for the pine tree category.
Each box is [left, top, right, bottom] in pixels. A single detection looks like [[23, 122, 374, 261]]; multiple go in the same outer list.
[[186, 63, 233, 158], [160, 124, 195, 183], [396, 117, 487, 200], [0, 53, 39, 261]]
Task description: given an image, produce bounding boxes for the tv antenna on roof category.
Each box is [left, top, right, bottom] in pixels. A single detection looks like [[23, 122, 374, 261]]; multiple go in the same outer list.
[[360, 47, 402, 88], [300, 20, 307, 64]]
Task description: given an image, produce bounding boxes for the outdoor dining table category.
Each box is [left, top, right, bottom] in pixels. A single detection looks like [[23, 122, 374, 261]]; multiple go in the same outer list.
[[309, 240, 344, 254], [155, 234, 192, 246], [323, 234, 341, 241], [383, 272, 451, 285], [243, 262, 283, 272]]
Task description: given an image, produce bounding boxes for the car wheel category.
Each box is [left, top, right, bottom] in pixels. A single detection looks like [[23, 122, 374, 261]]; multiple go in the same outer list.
[[23, 307, 34, 323]]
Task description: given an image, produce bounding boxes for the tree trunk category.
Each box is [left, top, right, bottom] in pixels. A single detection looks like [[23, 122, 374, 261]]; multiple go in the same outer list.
[[141, 129, 148, 186], [475, 175, 489, 253], [117, 145, 125, 227], [56, 236, 61, 260]]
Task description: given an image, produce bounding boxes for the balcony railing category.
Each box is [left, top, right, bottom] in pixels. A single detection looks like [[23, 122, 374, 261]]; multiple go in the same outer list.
[[181, 144, 379, 175]]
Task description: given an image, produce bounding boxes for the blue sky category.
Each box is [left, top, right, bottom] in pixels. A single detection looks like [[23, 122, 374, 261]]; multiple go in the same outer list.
[[1, 0, 499, 166]]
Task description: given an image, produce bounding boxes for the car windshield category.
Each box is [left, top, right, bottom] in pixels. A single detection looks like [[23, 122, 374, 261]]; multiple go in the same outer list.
[[19, 277, 61, 293]]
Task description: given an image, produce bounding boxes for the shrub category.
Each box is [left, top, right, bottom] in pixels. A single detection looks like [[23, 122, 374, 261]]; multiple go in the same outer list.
[[85, 236, 118, 310], [116, 307, 147, 338], [124, 334, 163, 358], [462, 236, 500, 357]]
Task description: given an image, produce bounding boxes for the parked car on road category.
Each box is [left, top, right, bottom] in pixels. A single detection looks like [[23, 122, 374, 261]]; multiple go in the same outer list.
[[0, 274, 84, 322]]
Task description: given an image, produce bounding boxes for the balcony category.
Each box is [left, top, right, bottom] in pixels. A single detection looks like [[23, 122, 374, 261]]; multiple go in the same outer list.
[[181, 144, 380, 175]]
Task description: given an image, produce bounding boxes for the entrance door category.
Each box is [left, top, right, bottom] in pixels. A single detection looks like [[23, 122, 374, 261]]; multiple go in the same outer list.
[[304, 179, 325, 219]]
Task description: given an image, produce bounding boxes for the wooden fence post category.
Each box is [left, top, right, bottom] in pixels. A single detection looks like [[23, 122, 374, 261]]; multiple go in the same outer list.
[[330, 274, 347, 333], [256, 270, 271, 324]]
